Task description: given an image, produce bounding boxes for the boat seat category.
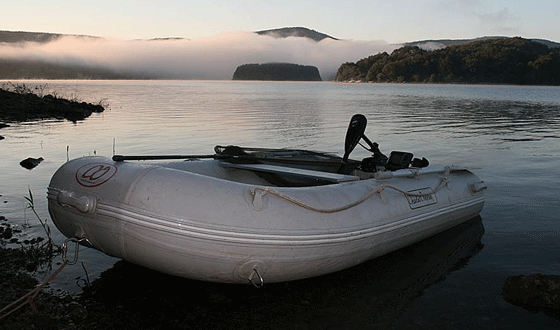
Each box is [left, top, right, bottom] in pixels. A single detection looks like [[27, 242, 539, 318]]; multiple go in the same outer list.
[[220, 162, 360, 183]]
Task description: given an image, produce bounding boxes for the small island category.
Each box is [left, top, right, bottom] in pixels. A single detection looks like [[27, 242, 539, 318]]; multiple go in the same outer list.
[[232, 63, 322, 81]]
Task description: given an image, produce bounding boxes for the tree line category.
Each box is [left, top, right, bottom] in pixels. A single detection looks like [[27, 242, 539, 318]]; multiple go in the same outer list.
[[334, 37, 560, 85], [233, 63, 322, 81]]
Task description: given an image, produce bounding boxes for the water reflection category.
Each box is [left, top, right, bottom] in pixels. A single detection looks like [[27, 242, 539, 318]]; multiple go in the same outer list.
[[388, 96, 560, 142], [77, 217, 484, 329]]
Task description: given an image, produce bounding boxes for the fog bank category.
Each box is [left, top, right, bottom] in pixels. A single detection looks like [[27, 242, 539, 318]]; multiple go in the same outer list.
[[1, 32, 398, 80]]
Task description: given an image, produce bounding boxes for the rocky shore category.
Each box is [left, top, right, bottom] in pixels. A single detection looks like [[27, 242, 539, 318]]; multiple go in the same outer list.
[[0, 88, 104, 123]]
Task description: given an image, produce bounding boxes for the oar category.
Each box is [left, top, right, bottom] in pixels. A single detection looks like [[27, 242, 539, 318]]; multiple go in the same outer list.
[[112, 154, 225, 162]]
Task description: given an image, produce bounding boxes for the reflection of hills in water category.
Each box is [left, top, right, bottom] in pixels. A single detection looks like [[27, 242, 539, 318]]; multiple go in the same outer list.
[[388, 96, 560, 142], [78, 217, 484, 329]]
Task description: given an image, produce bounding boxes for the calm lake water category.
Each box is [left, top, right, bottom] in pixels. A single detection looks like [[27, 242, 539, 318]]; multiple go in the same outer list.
[[1, 80, 559, 329]]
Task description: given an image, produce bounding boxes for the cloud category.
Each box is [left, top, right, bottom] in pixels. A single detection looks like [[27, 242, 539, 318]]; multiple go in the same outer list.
[[0, 32, 397, 80], [478, 7, 522, 33], [443, 1, 523, 35], [415, 42, 447, 51]]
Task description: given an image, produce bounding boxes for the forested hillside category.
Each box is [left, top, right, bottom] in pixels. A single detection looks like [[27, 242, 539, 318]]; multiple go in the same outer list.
[[334, 37, 560, 85], [233, 63, 322, 81], [0, 58, 135, 80]]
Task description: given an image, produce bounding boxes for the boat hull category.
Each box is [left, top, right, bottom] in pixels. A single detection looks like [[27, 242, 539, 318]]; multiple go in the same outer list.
[[47, 156, 485, 284]]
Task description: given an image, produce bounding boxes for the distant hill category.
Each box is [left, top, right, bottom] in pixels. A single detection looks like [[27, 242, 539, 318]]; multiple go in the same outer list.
[[0, 30, 100, 43], [405, 36, 560, 50], [145, 37, 187, 41], [232, 63, 322, 81], [334, 37, 560, 85], [255, 27, 338, 42], [0, 58, 143, 80], [0, 30, 149, 79]]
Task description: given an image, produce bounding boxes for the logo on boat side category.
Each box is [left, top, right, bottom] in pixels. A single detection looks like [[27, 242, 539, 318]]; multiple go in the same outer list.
[[406, 188, 437, 209], [76, 164, 117, 187]]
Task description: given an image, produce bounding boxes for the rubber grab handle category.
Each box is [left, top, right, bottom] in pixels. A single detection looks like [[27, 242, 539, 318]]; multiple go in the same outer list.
[[57, 190, 97, 213]]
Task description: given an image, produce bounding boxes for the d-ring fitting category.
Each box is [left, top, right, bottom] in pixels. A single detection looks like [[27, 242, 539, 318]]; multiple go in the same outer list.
[[249, 268, 264, 288], [62, 237, 89, 265]]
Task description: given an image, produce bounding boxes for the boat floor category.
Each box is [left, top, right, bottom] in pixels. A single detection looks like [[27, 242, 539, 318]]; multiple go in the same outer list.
[[158, 159, 365, 187], [219, 162, 360, 183]]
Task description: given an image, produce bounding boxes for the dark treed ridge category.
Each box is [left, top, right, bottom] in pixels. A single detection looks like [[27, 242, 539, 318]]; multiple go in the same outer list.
[[334, 37, 560, 85], [233, 63, 322, 81], [255, 27, 338, 41]]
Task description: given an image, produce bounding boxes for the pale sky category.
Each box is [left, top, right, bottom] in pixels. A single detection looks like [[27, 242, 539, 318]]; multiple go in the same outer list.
[[2, 0, 559, 43]]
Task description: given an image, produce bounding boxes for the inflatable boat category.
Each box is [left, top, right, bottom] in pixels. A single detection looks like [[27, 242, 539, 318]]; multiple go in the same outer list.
[[47, 115, 486, 285]]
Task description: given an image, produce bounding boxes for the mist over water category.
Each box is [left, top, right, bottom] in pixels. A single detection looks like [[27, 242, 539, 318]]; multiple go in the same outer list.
[[0, 32, 397, 80]]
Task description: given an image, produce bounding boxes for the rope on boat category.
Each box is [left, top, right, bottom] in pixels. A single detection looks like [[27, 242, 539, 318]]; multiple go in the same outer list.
[[250, 167, 451, 214], [0, 238, 87, 320]]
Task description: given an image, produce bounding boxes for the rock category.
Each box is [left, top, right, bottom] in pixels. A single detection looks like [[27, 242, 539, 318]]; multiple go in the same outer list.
[[503, 273, 560, 319], [68, 301, 88, 321], [2, 226, 12, 239], [19, 157, 44, 170]]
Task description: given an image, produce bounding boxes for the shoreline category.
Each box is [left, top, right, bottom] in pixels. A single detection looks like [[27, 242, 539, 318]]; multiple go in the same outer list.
[[0, 84, 105, 130]]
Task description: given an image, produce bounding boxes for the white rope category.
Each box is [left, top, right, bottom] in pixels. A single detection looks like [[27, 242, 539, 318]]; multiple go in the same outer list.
[[0, 260, 69, 320], [251, 169, 450, 214]]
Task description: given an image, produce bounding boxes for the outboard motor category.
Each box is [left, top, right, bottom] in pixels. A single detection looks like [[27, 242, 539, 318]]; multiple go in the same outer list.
[[339, 114, 429, 173], [341, 115, 367, 163], [363, 151, 429, 172], [339, 114, 387, 174]]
